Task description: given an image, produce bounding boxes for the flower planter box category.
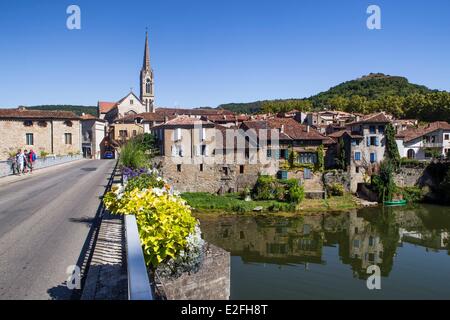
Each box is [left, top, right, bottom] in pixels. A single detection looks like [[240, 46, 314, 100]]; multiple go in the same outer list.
[[155, 243, 230, 300]]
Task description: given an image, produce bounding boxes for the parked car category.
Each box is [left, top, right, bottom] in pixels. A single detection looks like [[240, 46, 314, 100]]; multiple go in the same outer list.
[[103, 151, 114, 159]]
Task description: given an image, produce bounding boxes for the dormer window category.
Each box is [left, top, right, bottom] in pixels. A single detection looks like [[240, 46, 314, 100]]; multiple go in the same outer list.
[[130, 99, 134, 105]]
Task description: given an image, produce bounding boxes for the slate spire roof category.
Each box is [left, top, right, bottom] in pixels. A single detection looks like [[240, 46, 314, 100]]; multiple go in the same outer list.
[[143, 31, 151, 71]]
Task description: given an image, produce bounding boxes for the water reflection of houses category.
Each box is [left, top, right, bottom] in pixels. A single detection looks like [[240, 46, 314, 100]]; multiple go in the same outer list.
[[199, 207, 450, 280], [201, 215, 326, 265], [400, 229, 449, 252], [199, 212, 389, 274], [347, 211, 384, 271]]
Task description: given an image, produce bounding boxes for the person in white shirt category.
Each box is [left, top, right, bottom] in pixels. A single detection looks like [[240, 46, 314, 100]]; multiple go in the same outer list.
[[16, 149, 25, 175]]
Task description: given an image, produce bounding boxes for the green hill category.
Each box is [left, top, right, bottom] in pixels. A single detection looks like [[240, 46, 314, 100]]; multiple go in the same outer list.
[[26, 105, 98, 116], [309, 73, 436, 107], [218, 73, 441, 114]]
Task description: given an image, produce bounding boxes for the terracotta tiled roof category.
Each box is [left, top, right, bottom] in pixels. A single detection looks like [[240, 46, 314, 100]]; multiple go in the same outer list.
[[241, 118, 328, 142], [328, 129, 348, 138], [155, 108, 234, 116], [98, 102, 116, 114], [350, 112, 391, 125], [153, 115, 215, 129], [80, 113, 105, 121], [0, 108, 80, 120], [116, 112, 174, 123], [202, 114, 250, 122], [327, 129, 363, 140], [396, 121, 450, 142]]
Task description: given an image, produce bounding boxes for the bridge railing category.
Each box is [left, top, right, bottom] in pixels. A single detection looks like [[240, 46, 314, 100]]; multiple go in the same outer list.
[[124, 215, 153, 300]]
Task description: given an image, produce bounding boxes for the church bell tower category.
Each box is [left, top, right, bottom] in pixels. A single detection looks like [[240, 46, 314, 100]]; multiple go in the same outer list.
[[140, 31, 155, 113]]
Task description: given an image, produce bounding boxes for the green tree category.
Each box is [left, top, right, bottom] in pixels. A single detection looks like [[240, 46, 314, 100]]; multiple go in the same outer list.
[[316, 145, 325, 172], [372, 161, 396, 202], [384, 123, 401, 168], [335, 139, 346, 170]]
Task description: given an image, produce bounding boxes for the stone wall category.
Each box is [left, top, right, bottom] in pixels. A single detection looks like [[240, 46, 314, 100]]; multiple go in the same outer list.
[[156, 157, 272, 193], [323, 170, 351, 192], [393, 167, 426, 188], [0, 154, 83, 178], [0, 119, 81, 160], [156, 243, 230, 300]]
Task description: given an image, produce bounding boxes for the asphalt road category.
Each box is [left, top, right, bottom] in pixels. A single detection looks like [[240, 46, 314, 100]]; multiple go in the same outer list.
[[0, 159, 116, 300]]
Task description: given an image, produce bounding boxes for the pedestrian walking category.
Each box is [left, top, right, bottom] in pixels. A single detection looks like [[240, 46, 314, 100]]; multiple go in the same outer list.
[[23, 150, 29, 174], [27, 149, 36, 173], [9, 154, 18, 175], [16, 149, 25, 175]]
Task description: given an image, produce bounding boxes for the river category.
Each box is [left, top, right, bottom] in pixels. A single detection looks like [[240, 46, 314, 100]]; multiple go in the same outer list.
[[196, 204, 450, 299]]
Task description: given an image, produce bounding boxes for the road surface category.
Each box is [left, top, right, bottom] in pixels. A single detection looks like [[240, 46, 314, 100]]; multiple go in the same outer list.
[[0, 159, 116, 300]]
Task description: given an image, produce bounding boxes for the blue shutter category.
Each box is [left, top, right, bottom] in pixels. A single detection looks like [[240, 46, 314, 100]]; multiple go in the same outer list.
[[367, 137, 370, 147], [304, 168, 312, 180], [352, 140, 357, 146], [370, 153, 376, 163], [375, 137, 379, 146], [275, 149, 280, 160], [284, 149, 289, 159]]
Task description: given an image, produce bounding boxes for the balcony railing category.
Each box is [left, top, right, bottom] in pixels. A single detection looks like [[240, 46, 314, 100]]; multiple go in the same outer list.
[[422, 142, 443, 148]]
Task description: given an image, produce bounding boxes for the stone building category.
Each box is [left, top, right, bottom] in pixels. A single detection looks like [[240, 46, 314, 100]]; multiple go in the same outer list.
[[152, 116, 278, 193], [0, 108, 81, 160], [80, 113, 107, 159], [330, 113, 391, 192]]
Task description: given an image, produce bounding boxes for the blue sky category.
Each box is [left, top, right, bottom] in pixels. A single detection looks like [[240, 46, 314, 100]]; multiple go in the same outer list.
[[0, 0, 449, 108]]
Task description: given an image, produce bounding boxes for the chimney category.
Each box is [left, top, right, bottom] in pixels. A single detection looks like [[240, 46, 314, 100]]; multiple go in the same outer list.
[[281, 124, 285, 133], [307, 125, 310, 133], [164, 116, 169, 123], [81, 112, 86, 116]]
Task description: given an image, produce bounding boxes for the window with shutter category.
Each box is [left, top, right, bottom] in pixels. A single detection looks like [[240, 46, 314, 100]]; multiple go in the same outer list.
[[275, 149, 280, 160]]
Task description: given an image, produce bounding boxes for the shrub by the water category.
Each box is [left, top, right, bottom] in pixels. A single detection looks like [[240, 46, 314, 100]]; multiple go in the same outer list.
[[328, 183, 344, 196]]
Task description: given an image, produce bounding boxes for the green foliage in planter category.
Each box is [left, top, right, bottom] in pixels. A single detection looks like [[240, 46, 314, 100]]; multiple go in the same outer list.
[[104, 188, 197, 267], [40, 150, 49, 158], [125, 173, 165, 192], [120, 140, 148, 169], [328, 183, 344, 196]]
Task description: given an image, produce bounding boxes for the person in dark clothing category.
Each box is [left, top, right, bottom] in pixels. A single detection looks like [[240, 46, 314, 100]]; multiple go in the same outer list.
[[27, 149, 36, 173]]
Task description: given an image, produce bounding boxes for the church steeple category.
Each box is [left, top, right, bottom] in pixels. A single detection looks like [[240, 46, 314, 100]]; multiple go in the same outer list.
[[140, 31, 154, 112], [143, 31, 150, 71]]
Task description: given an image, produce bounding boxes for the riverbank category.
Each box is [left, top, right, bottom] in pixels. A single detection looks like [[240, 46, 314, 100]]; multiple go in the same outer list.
[[181, 192, 365, 215]]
